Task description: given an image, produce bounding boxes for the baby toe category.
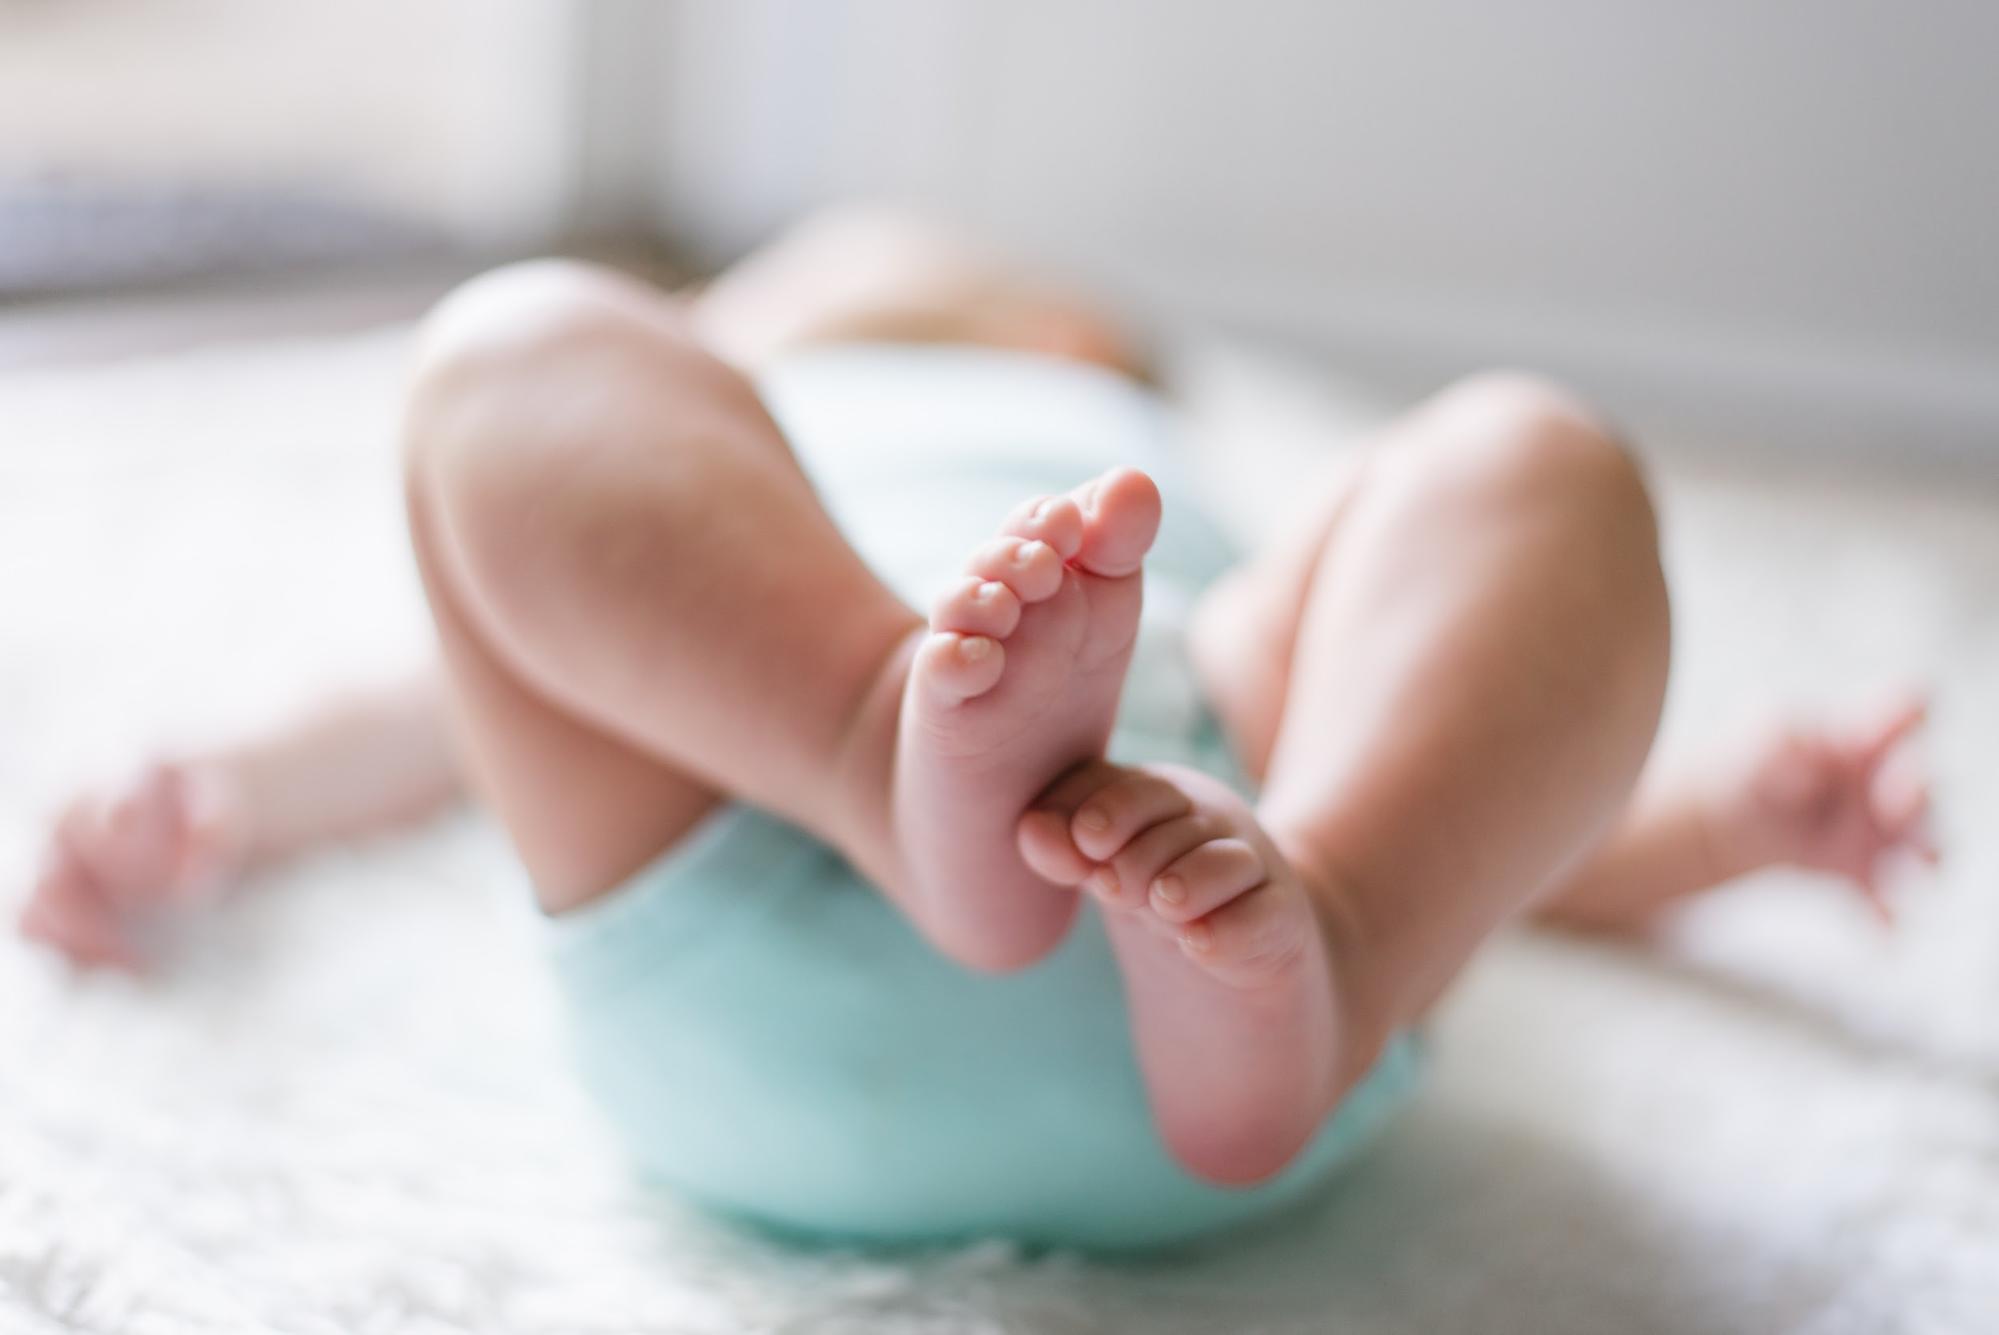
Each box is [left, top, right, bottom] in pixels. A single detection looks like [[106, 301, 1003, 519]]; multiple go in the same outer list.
[[914, 631, 1005, 703], [1109, 813, 1223, 909], [1148, 838, 1266, 924], [1176, 881, 1313, 986], [1002, 493, 1085, 561], [1069, 467, 1161, 578], [1019, 759, 1127, 885], [1071, 771, 1193, 862], [970, 537, 1065, 603], [931, 576, 1022, 639], [1016, 808, 1095, 886]]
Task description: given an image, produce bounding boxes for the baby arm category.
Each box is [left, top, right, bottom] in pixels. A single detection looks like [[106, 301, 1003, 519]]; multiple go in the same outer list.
[[1538, 694, 1936, 933], [20, 669, 461, 967]]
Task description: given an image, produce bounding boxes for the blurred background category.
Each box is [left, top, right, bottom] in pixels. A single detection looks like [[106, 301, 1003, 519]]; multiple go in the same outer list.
[[5, 0, 1994, 459]]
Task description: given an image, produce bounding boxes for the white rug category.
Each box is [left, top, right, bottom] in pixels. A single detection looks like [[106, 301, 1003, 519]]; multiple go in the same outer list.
[[2, 328, 1995, 1333]]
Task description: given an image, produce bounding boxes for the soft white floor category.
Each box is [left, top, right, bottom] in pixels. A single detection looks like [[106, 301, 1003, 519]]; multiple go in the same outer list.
[[2, 329, 1995, 1333]]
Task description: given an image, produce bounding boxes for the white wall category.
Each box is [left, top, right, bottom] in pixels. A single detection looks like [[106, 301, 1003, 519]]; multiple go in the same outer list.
[[0, 0, 577, 245], [636, 2, 1998, 458]]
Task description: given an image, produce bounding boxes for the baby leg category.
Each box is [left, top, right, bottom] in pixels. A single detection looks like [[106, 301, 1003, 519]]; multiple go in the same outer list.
[[1068, 373, 1670, 1181], [404, 260, 926, 911], [1233, 373, 1671, 1031], [406, 260, 1149, 973]]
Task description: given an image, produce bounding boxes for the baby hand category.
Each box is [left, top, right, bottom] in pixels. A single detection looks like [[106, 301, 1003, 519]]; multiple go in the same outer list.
[[19, 761, 243, 968], [1721, 693, 1938, 921]]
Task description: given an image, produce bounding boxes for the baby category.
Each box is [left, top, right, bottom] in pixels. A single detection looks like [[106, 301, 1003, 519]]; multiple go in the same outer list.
[[22, 210, 1935, 1249]]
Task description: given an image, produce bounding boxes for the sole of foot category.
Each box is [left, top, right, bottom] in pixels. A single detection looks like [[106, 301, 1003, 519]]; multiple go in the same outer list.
[[1018, 758, 1352, 1184], [893, 466, 1161, 972]]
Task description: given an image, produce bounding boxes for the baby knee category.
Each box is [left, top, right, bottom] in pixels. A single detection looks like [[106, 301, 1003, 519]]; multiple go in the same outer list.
[[403, 260, 700, 497], [1446, 375, 1671, 706], [1435, 371, 1637, 494], [1400, 372, 1656, 562], [408, 261, 696, 446], [1452, 374, 1669, 721], [414, 259, 670, 380], [1388, 371, 1669, 661], [402, 266, 645, 584]]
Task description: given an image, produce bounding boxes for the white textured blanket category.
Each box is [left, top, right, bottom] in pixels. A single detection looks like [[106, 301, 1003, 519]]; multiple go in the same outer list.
[[2, 329, 1993, 1333]]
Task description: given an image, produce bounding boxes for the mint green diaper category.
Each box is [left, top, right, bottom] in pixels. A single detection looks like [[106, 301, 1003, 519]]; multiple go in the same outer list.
[[540, 347, 1421, 1251]]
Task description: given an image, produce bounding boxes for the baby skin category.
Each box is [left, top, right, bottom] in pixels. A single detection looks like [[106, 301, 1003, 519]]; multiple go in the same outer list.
[[21, 218, 1940, 1188], [891, 461, 1933, 1179], [25, 448, 1937, 1184], [898, 468, 1348, 1177]]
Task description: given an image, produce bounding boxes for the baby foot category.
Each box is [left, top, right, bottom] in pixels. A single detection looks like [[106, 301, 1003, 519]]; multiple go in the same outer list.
[[893, 466, 1161, 971], [19, 760, 244, 967], [1018, 760, 1358, 1184]]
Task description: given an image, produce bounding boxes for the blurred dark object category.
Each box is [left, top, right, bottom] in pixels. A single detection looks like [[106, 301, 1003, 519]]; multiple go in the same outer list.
[[0, 177, 452, 301]]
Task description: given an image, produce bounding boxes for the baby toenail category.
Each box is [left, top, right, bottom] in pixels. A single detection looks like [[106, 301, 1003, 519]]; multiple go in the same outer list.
[[1031, 497, 1055, 521], [1153, 875, 1186, 906], [1088, 867, 1120, 900], [959, 636, 994, 662], [1077, 807, 1111, 833], [1013, 541, 1048, 568], [977, 580, 1006, 602], [1178, 922, 1213, 954]]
